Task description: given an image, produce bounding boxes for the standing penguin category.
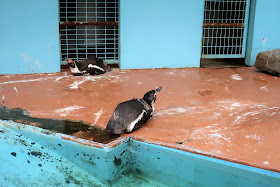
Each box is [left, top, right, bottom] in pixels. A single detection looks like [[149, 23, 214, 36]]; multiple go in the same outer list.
[[106, 86, 162, 134], [65, 55, 110, 76]]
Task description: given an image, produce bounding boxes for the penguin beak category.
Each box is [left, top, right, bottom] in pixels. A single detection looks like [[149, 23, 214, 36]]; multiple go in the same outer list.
[[155, 86, 162, 96], [156, 86, 162, 93], [65, 58, 73, 63]]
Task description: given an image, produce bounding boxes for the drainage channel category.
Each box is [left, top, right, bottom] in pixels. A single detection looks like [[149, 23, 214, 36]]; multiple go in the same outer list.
[[0, 104, 119, 144]]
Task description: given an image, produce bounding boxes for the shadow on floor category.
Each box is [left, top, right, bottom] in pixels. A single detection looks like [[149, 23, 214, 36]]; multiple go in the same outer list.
[[200, 58, 247, 68]]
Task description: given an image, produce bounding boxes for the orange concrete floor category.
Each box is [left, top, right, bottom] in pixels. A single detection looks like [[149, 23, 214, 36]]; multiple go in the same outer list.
[[0, 66, 280, 172]]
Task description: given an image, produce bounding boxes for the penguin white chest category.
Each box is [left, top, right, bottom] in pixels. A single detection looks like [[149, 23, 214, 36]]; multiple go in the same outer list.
[[126, 110, 146, 132], [70, 64, 82, 74]]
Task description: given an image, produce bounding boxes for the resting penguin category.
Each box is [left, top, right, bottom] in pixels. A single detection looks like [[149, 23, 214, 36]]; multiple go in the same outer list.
[[85, 55, 111, 75], [106, 86, 162, 134], [65, 58, 86, 76], [65, 55, 110, 76]]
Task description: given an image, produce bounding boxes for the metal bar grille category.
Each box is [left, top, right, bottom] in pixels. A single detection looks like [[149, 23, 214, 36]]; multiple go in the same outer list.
[[59, 0, 118, 63], [202, 0, 249, 58]]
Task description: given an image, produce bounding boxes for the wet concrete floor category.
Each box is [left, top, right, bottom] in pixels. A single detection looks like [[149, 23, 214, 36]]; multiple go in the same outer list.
[[0, 66, 279, 172]]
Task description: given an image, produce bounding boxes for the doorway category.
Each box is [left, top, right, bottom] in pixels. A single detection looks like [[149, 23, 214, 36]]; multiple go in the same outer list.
[[201, 0, 250, 66], [59, 0, 119, 64]]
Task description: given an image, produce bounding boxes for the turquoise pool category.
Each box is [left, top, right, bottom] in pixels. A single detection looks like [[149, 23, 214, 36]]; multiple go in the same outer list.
[[1, 120, 280, 187]]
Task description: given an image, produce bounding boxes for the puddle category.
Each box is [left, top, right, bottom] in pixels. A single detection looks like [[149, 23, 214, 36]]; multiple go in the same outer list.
[[0, 105, 119, 144]]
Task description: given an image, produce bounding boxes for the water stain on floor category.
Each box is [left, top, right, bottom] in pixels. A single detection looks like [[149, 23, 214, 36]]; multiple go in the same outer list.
[[0, 105, 119, 144]]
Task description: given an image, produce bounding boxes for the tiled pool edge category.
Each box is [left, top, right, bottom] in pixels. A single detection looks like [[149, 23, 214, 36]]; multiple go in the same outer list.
[[1, 120, 130, 183], [130, 136, 280, 174], [1, 120, 280, 186]]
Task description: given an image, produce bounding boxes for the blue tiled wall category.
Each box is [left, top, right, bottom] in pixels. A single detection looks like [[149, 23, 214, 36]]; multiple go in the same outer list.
[[0, 0, 60, 74]]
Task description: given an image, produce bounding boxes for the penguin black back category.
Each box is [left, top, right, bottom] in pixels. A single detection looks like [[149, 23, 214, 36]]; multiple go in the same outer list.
[[65, 55, 110, 76], [86, 55, 111, 75], [106, 86, 162, 134]]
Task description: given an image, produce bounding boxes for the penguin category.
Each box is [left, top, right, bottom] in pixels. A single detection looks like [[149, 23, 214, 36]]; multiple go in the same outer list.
[[65, 58, 87, 76], [106, 86, 162, 134], [85, 55, 111, 75], [65, 55, 110, 76]]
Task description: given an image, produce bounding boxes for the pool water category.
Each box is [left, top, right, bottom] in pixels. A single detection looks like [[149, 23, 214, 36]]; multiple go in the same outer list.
[[1, 120, 280, 187]]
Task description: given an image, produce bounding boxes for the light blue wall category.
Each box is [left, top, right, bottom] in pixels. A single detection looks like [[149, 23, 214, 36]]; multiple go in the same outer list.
[[0, 0, 60, 74], [245, 0, 280, 66], [119, 0, 204, 69]]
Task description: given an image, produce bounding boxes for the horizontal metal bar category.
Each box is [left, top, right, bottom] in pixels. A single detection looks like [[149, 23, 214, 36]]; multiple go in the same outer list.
[[60, 2, 116, 4], [59, 21, 118, 27], [201, 54, 243, 59], [60, 29, 117, 31], [201, 46, 243, 48], [60, 59, 118, 65], [203, 23, 244, 28]]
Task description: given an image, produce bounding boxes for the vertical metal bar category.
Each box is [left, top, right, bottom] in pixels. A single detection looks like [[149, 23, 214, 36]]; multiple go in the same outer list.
[[114, 0, 117, 59], [221, 0, 223, 24], [209, 0, 211, 23], [221, 1, 224, 55], [223, 28, 225, 55], [202, 29, 204, 55], [235, 1, 242, 55], [204, 1, 207, 55], [206, 1, 209, 54], [76, 0, 78, 59], [238, 0, 242, 24], [209, 29, 211, 56], [217, 0, 221, 23], [226, 0, 229, 23], [241, 0, 250, 57], [220, 28, 222, 55], [95, 0, 97, 57], [227, 28, 230, 54], [105, 0, 107, 59], [86, 0, 88, 58], [215, 27, 218, 55], [232, 1, 237, 23], [105, 0, 107, 21], [229, 0, 233, 23], [66, 0, 69, 59], [211, 0, 213, 54], [230, 27, 234, 55], [231, 0, 236, 55], [205, 0, 207, 23], [213, 0, 216, 23]]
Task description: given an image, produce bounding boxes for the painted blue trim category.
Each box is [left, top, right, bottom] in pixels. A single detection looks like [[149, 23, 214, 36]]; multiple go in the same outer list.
[[245, 0, 257, 66], [241, 0, 251, 58]]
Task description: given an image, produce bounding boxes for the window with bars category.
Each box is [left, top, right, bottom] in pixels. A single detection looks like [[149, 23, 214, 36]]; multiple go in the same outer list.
[[202, 0, 249, 58], [59, 0, 118, 63]]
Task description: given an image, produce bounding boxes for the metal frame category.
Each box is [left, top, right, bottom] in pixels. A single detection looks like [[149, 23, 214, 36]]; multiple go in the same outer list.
[[202, 0, 250, 59], [59, 0, 119, 63]]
